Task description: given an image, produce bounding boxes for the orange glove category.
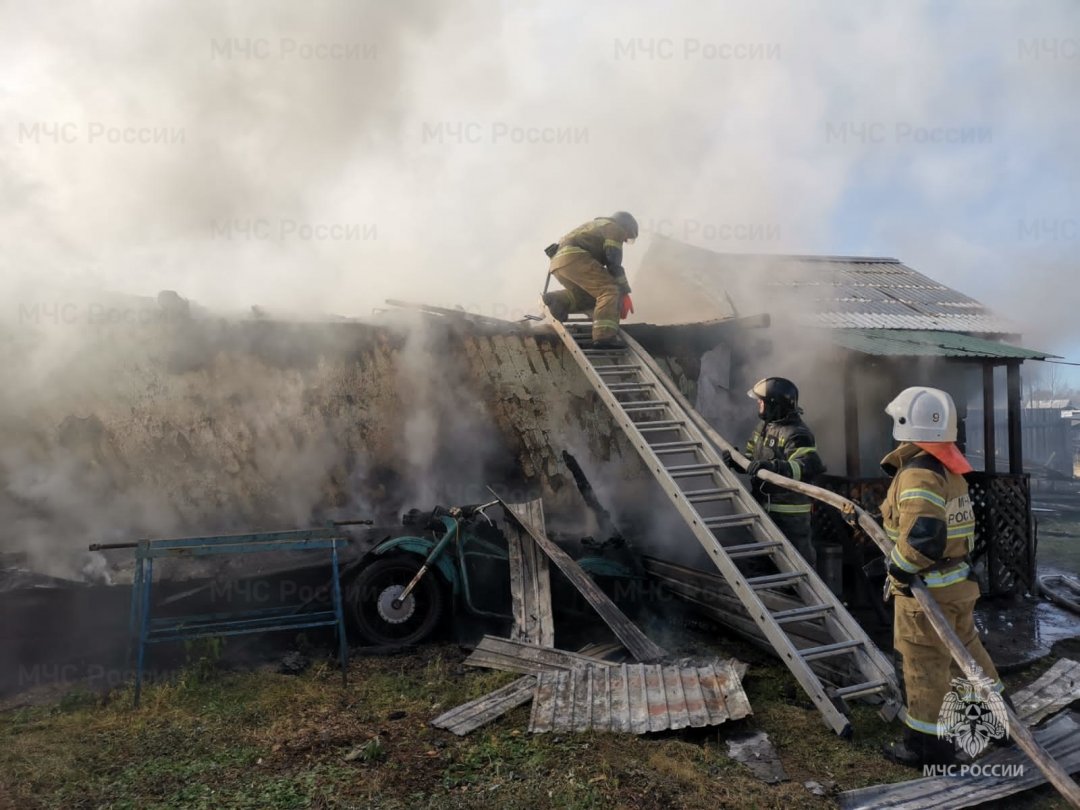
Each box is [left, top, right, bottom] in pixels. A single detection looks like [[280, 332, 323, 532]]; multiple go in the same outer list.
[[620, 293, 634, 319]]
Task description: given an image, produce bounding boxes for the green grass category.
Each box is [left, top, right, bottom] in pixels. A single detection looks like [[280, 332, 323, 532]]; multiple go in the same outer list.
[[0, 641, 1072, 809]]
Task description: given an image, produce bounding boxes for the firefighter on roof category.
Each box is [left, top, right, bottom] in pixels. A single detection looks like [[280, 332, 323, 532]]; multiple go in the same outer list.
[[879, 386, 1005, 767], [542, 211, 638, 347]]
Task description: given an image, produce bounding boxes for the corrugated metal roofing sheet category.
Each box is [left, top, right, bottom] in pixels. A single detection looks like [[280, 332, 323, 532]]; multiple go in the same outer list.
[[640, 238, 1021, 333], [528, 660, 751, 734], [827, 329, 1055, 359]]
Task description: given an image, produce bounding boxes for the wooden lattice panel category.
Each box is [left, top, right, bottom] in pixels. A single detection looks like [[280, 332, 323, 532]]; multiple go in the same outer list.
[[812, 474, 1034, 598]]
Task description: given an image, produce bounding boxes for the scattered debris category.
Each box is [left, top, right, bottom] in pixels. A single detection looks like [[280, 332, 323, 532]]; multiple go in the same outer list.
[[387, 710, 407, 721], [1012, 658, 1080, 726], [838, 711, 1080, 810], [493, 493, 667, 662], [725, 730, 787, 784], [529, 660, 750, 734], [431, 676, 537, 736]]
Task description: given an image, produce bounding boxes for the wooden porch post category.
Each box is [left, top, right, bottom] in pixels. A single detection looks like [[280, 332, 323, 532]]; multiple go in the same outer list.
[[982, 363, 997, 473], [843, 355, 861, 478], [1007, 361, 1024, 474]]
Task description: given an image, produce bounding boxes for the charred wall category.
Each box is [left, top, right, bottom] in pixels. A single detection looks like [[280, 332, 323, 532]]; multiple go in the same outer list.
[[1, 312, 660, 579]]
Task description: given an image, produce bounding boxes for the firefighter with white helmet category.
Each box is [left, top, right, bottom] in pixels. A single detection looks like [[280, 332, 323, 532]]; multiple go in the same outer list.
[[880, 386, 1005, 767]]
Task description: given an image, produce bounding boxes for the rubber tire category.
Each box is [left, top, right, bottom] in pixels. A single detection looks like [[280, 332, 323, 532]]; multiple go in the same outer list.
[[347, 555, 445, 647]]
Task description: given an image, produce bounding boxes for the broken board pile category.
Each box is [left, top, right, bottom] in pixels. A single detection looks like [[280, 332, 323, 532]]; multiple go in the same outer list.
[[431, 498, 751, 737]]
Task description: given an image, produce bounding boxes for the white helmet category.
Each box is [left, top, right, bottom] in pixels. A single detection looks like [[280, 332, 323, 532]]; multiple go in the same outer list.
[[885, 386, 958, 442]]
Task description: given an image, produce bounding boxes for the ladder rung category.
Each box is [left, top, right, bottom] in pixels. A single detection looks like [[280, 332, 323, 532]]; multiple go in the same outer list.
[[799, 640, 863, 662], [649, 440, 701, 451], [596, 365, 641, 374], [653, 448, 702, 458], [666, 463, 717, 474], [608, 381, 654, 390], [682, 487, 739, 503], [611, 386, 656, 396], [771, 604, 835, 624], [582, 350, 625, 357], [746, 572, 807, 590], [621, 401, 670, 412], [724, 540, 783, 559], [703, 513, 758, 529], [833, 680, 888, 700], [636, 421, 686, 432]]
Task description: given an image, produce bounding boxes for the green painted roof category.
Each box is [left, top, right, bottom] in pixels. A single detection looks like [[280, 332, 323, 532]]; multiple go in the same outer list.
[[829, 329, 1057, 360]]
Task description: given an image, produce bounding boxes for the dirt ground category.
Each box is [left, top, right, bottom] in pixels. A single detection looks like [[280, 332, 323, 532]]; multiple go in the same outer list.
[[1, 627, 1075, 810]]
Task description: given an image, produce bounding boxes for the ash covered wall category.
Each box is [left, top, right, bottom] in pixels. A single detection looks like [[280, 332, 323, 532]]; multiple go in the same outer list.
[[1, 309, 666, 578]]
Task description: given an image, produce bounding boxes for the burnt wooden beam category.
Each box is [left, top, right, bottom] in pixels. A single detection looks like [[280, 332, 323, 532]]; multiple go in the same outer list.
[[983, 363, 997, 473]]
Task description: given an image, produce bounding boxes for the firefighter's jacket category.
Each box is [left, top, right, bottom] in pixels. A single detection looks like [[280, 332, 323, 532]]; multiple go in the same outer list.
[[881, 443, 976, 593], [549, 217, 630, 278], [744, 414, 825, 517]]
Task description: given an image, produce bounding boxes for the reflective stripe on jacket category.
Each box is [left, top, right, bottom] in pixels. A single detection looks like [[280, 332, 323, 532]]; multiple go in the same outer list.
[[550, 218, 629, 272], [745, 415, 825, 512], [880, 443, 976, 588]]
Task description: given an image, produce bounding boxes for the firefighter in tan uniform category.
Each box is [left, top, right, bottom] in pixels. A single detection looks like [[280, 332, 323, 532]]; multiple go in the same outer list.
[[542, 212, 638, 347], [880, 386, 1005, 767]]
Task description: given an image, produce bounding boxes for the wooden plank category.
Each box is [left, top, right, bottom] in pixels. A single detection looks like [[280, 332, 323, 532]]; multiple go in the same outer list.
[[492, 492, 667, 662], [1013, 659, 1080, 726], [530, 670, 557, 733], [505, 501, 554, 648], [507, 529, 527, 640], [431, 676, 535, 736], [610, 664, 631, 733], [552, 670, 574, 733], [838, 711, 1080, 810], [522, 500, 555, 648], [573, 666, 591, 732], [464, 635, 614, 675]]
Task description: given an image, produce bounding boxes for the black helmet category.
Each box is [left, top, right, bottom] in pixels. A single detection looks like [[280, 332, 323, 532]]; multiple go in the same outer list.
[[747, 377, 800, 421], [611, 211, 639, 240]]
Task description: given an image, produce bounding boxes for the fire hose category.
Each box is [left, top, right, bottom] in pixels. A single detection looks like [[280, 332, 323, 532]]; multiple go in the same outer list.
[[626, 345, 1080, 805]]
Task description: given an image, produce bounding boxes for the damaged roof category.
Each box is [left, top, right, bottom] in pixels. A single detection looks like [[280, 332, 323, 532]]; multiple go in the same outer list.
[[639, 237, 1020, 334]]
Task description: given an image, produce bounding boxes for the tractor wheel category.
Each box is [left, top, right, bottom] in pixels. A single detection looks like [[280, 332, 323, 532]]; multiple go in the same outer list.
[[347, 555, 445, 647]]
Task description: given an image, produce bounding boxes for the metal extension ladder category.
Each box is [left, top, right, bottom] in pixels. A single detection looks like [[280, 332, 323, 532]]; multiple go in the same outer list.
[[546, 310, 902, 736]]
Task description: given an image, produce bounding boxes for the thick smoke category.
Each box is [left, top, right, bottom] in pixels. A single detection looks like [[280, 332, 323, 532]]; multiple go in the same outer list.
[[1, 0, 1077, 577]]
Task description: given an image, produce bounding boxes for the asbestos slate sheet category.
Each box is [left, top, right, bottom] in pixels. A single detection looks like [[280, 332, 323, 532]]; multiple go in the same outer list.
[[528, 660, 750, 734]]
